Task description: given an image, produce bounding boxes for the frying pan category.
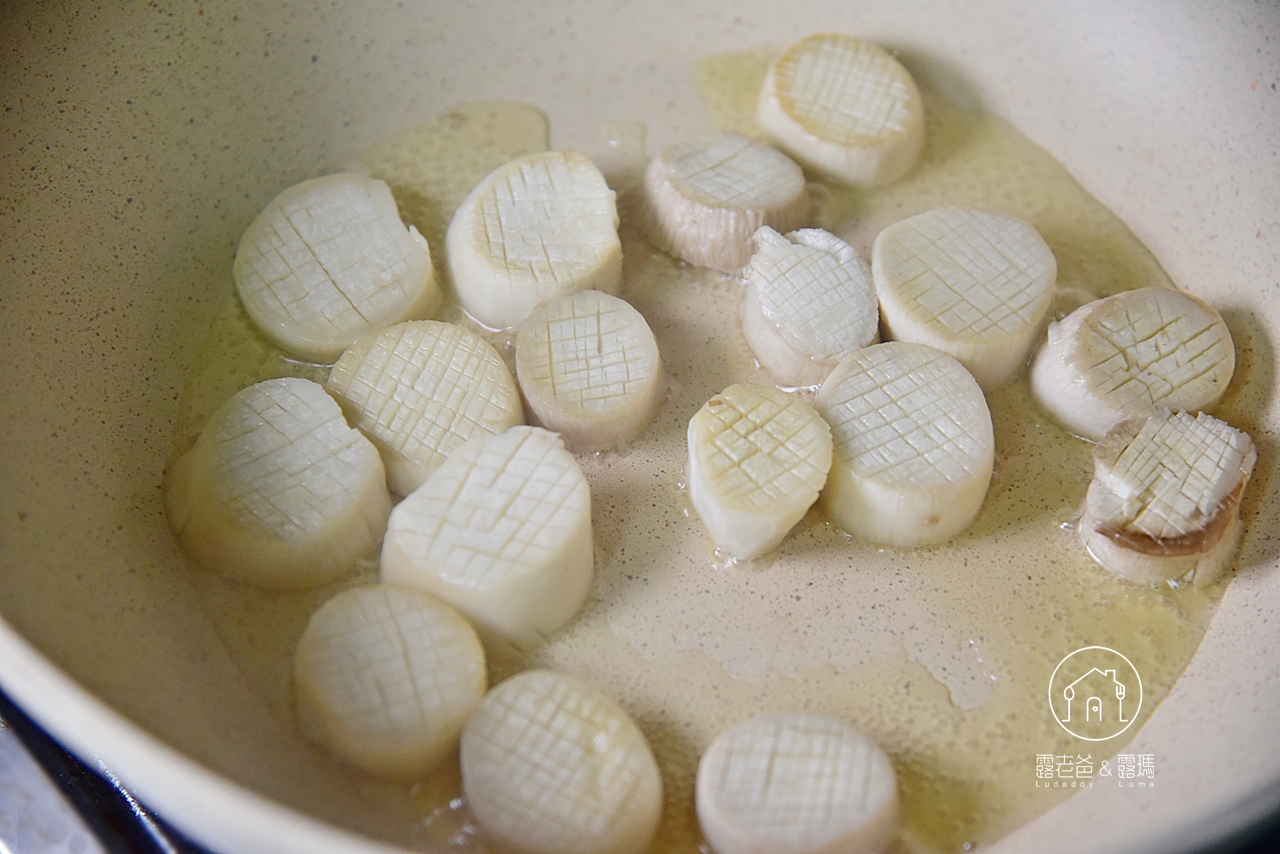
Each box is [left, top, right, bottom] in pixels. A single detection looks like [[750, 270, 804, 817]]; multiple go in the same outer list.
[[2, 1, 1278, 852]]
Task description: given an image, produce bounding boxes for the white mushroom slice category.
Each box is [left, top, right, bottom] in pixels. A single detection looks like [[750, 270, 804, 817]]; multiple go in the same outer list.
[[380, 426, 593, 649], [687, 383, 832, 559], [758, 33, 925, 187], [872, 208, 1057, 391], [740, 226, 879, 387], [815, 342, 994, 547], [163, 378, 391, 589], [233, 173, 440, 362], [515, 290, 664, 452], [641, 132, 809, 274], [446, 149, 621, 330], [696, 712, 899, 854], [460, 669, 663, 854], [293, 584, 486, 779], [326, 320, 524, 496], [1079, 409, 1255, 586], [1030, 287, 1236, 441]]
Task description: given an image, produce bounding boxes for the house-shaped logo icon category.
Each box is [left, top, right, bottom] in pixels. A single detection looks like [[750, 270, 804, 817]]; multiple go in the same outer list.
[[1061, 667, 1129, 725], [1048, 647, 1143, 741]]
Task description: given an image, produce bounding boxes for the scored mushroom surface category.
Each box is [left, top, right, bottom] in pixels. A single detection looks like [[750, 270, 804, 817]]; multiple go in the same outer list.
[[696, 712, 900, 854], [740, 225, 879, 388], [233, 173, 440, 362], [447, 149, 622, 330], [1030, 287, 1235, 441], [515, 290, 664, 453], [758, 32, 925, 186], [326, 320, 524, 496], [686, 383, 832, 559], [815, 342, 994, 547], [872, 208, 1057, 391], [1079, 408, 1256, 586], [164, 377, 391, 590], [294, 584, 486, 779], [460, 669, 663, 854], [641, 132, 808, 274], [380, 426, 593, 650]]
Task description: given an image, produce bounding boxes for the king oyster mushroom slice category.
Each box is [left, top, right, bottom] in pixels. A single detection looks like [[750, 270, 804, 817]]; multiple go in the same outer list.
[[446, 149, 622, 331], [641, 132, 808, 274], [740, 226, 879, 388], [1030, 287, 1235, 441], [1079, 408, 1256, 586], [757, 32, 925, 187], [233, 173, 440, 362]]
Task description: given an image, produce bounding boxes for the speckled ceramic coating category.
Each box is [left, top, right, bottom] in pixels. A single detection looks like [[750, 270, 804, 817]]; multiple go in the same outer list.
[[1, 3, 1277, 854]]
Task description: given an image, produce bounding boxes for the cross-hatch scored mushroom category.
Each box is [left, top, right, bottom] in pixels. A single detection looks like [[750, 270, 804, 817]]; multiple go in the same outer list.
[[380, 426, 594, 651], [326, 319, 525, 497], [740, 226, 880, 388], [233, 173, 440, 362], [447, 149, 622, 331]]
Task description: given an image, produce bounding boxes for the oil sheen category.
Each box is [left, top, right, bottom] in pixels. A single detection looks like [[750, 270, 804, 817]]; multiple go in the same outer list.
[[171, 56, 1233, 854]]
